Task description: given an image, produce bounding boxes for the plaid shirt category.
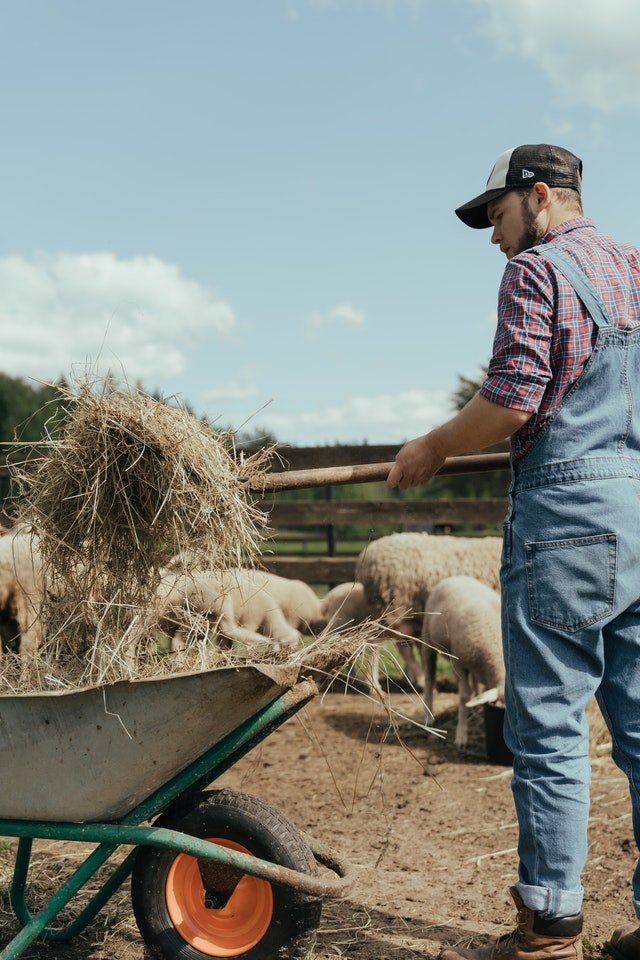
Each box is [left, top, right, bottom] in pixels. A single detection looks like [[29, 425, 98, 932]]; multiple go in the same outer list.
[[480, 218, 640, 461]]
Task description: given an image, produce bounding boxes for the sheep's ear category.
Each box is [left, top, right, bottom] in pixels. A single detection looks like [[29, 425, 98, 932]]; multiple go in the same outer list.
[[465, 687, 498, 708]]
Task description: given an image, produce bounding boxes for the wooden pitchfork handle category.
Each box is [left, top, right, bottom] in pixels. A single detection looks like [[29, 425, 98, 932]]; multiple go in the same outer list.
[[251, 451, 511, 493]]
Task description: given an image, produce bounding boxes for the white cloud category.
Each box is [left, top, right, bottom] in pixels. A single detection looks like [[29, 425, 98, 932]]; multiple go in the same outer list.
[[476, 0, 640, 111], [204, 368, 260, 403], [249, 388, 454, 445], [0, 251, 234, 386], [205, 383, 259, 402], [305, 301, 366, 335]]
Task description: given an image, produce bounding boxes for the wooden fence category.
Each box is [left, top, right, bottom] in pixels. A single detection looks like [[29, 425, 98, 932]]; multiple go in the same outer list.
[[252, 443, 510, 584], [0, 443, 511, 586]]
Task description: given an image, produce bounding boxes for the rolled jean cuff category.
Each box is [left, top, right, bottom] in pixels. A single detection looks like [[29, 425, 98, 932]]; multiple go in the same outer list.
[[633, 898, 640, 920], [515, 882, 583, 919]]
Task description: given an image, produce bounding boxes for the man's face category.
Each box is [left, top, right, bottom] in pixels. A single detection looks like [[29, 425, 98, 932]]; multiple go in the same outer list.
[[486, 190, 542, 259]]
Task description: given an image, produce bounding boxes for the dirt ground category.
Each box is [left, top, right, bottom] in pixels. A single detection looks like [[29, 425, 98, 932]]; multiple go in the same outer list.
[[0, 677, 634, 960]]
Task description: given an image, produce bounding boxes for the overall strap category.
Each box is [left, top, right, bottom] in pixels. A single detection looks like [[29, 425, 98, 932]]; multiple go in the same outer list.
[[531, 244, 610, 329]]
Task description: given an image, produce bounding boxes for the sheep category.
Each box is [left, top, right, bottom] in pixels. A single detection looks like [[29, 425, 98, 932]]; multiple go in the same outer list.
[[355, 531, 501, 678], [156, 567, 325, 653], [321, 581, 368, 632], [0, 528, 45, 657], [320, 580, 426, 692], [253, 570, 325, 636], [351, 532, 503, 695], [422, 575, 504, 748], [356, 532, 503, 625]]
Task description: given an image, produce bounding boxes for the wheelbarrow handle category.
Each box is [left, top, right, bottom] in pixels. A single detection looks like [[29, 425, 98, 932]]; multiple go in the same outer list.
[[251, 451, 511, 493]]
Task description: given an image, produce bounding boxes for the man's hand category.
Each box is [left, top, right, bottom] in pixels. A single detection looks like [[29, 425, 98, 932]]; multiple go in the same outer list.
[[386, 434, 445, 490]]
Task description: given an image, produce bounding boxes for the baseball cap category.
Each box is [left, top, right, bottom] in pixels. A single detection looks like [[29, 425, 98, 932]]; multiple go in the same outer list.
[[455, 144, 583, 229]]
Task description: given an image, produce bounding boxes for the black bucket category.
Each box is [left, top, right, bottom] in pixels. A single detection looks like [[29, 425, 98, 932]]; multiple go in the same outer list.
[[484, 703, 514, 766]]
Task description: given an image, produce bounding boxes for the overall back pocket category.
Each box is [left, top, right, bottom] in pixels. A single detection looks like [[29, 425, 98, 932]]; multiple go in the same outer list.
[[524, 534, 617, 632]]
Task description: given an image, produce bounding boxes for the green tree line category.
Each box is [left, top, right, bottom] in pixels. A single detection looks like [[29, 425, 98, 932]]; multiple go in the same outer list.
[[0, 374, 74, 509], [0, 374, 72, 444]]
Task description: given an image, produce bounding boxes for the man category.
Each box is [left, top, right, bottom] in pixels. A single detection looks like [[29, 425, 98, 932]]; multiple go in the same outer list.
[[387, 144, 640, 960]]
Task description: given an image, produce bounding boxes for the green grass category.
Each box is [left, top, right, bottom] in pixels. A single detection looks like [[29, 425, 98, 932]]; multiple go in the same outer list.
[[262, 539, 368, 557], [348, 640, 454, 686]]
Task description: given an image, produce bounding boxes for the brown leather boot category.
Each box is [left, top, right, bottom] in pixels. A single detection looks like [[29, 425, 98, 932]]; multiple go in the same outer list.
[[605, 923, 640, 960], [439, 888, 583, 960]]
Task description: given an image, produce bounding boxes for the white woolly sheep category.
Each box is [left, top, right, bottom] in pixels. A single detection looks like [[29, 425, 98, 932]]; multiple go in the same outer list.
[[422, 575, 504, 748], [157, 567, 325, 653], [356, 532, 503, 625], [321, 581, 368, 632], [0, 529, 45, 658], [253, 570, 325, 635], [321, 580, 425, 692], [353, 532, 503, 693], [355, 529, 502, 633]]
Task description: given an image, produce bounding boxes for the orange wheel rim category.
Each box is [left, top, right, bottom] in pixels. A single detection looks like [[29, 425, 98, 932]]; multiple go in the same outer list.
[[166, 838, 274, 958]]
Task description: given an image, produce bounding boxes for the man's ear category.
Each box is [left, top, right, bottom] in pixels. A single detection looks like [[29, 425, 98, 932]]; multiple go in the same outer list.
[[532, 181, 552, 212]]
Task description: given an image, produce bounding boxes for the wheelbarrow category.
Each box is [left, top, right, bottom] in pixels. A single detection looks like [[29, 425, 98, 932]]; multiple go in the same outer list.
[[0, 662, 355, 960], [0, 449, 509, 959]]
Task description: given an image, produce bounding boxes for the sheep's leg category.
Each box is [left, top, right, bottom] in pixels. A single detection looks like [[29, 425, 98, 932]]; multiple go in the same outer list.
[[18, 625, 40, 658], [159, 610, 188, 654], [164, 606, 226, 655], [421, 646, 438, 721], [17, 638, 38, 688], [468, 671, 481, 701], [15, 590, 43, 658], [259, 609, 301, 650], [216, 612, 279, 650], [455, 668, 473, 748], [16, 600, 44, 687], [395, 640, 426, 691], [413, 640, 426, 690]]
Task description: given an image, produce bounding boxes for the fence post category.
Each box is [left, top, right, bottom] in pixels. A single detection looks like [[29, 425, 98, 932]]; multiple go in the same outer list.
[[325, 485, 336, 557]]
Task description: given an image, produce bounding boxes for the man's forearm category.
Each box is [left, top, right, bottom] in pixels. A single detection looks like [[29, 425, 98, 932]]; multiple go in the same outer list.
[[429, 393, 531, 460], [386, 393, 531, 490]]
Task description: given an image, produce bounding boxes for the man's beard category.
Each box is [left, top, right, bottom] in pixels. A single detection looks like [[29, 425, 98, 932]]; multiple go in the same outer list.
[[516, 195, 545, 255]]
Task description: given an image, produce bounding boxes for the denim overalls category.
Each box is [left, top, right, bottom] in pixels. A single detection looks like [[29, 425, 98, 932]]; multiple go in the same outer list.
[[501, 245, 640, 919]]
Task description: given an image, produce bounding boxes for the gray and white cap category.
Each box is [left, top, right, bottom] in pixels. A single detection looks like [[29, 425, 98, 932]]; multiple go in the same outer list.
[[455, 144, 583, 229]]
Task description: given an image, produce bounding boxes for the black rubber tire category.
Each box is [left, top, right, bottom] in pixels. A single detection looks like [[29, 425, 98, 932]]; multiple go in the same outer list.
[[131, 788, 322, 960]]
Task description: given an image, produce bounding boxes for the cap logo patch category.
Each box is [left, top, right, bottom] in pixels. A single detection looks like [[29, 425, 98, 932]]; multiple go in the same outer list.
[[522, 168, 535, 179]]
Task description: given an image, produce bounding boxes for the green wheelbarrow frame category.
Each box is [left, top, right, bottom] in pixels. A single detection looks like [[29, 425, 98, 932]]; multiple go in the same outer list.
[[0, 666, 355, 960]]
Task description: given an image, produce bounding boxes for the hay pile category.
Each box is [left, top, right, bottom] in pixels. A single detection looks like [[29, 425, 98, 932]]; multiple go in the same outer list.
[[7, 378, 273, 689]]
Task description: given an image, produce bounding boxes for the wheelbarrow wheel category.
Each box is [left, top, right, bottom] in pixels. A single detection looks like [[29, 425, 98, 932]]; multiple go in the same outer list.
[[131, 788, 322, 960]]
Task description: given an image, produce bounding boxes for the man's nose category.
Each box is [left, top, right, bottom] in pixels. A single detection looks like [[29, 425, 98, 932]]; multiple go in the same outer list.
[[490, 226, 501, 245]]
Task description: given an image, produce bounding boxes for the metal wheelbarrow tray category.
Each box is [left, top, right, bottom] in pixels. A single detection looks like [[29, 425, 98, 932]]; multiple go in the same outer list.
[[0, 662, 355, 960]]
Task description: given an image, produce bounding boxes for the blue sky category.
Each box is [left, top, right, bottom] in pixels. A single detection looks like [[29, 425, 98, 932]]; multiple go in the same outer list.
[[1, 0, 639, 446]]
